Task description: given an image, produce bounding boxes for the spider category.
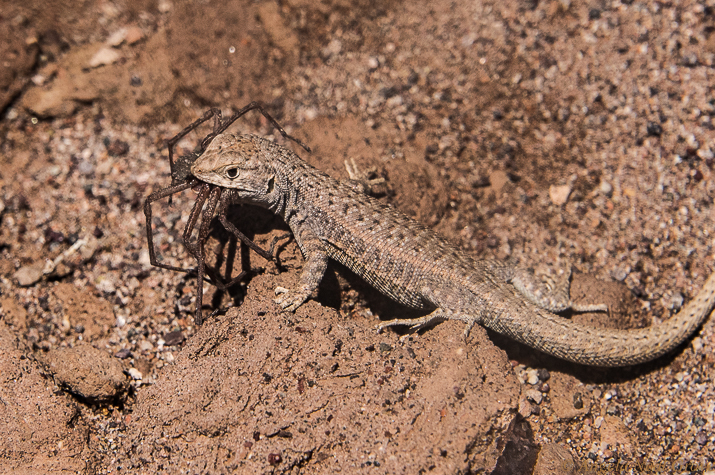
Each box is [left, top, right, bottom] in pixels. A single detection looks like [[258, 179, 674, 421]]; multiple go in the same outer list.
[[143, 102, 311, 324]]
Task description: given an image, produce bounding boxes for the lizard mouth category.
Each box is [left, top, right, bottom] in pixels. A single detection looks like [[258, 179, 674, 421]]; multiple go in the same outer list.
[[189, 170, 223, 187]]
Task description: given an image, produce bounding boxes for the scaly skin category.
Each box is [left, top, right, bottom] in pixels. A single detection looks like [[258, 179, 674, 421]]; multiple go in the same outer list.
[[190, 133, 715, 367]]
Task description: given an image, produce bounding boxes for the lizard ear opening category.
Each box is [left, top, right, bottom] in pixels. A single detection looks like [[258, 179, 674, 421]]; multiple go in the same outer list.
[[266, 176, 275, 193]]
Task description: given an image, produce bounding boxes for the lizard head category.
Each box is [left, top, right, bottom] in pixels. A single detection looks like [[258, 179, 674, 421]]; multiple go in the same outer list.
[[191, 134, 279, 204]]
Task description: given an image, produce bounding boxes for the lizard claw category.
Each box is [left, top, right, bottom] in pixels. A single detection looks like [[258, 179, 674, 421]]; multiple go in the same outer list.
[[274, 286, 309, 312], [376, 317, 427, 333], [377, 309, 448, 334]]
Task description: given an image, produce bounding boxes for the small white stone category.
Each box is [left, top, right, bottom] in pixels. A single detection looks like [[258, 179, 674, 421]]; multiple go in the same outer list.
[[599, 180, 613, 196], [549, 184, 571, 206], [106, 28, 128, 47], [127, 368, 143, 380], [14, 265, 43, 286], [158, 0, 172, 13], [594, 416, 604, 428], [88, 47, 121, 68], [662, 292, 684, 311], [322, 39, 342, 58], [303, 108, 318, 121]]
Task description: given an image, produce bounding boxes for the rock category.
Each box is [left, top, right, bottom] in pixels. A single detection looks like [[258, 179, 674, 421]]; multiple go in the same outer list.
[[533, 443, 577, 475], [125, 26, 144, 45], [490, 170, 510, 192], [14, 264, 44, 286], [526, 389, 543, 404], [20, 84, 80, 117], [88, 47, 121, 68], [549, 184, 571, 206], [106, 28, 128, 47], [43, 343, 129, 403], [158, 0, 172, 13], [163, 330, 185, 346], [322, 39, 343, 59], [127, 368, 143, 380], [549, 372, 591, 421], [0, 24, 38, 111]]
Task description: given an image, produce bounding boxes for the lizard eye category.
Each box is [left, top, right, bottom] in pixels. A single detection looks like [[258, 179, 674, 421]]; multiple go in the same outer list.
[[225, 167, 239, 179]]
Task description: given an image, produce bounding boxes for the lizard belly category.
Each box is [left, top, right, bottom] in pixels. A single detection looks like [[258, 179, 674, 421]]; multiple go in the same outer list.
[[325, 242, 430, 309]]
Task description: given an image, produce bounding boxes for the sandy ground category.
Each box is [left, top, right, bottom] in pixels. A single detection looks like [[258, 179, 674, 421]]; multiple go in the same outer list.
[[1, 0, 714, 473]]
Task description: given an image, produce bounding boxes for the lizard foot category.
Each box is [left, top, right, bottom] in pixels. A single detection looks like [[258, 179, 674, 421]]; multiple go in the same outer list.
[[344, 158, 386, 195], [376, 310, 448, 334], [274, 286, 310, 312]]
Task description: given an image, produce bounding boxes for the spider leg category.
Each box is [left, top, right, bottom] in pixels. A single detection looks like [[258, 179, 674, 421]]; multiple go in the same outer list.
[[193, 186, 222, 324], [206, 101, 312, 154], [167, 108, 222, 185], [182, 184, 211, 259], [144, 180, 198, 273], [215, 193, 274, 261]]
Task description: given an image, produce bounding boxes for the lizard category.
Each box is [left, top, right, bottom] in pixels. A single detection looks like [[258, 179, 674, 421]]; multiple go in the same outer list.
[[189, 132, 715, 367]]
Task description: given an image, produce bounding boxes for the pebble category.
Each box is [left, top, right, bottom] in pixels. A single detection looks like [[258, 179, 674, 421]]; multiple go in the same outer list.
[[106, 28, 128, 47], [662, 292, 684, 311], [127, 368, 143, 380], [14, 264, 44, 286], [548, 184, 571, 206], [125, 26, 144, 45], [532, 443, 575, 475], [526, 369, 540, 385], [322, 39, 342, 59], [163, 330, 185, 346], [526, 389, 543, 405], [611, 266, 629, 282], [88, 47, 121, 68], [43, 344, 129, 403], [158, 0, 172, 13], [599, 180, 613, 196], [536, 368, 550, 382]]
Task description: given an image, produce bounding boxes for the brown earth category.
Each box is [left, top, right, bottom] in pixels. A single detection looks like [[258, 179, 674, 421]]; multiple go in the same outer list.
[[1, 0, 714, 473]]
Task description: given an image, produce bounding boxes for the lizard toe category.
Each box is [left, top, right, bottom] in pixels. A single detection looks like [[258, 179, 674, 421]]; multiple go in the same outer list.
[[274, 288, 310, 312]]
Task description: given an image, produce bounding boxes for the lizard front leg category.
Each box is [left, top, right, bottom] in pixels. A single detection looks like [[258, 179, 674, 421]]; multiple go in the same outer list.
[[274, 225, 328, 312]]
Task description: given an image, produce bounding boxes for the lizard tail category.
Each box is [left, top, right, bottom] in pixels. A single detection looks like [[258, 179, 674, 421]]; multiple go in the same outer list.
[[481, 272, 715, 366]]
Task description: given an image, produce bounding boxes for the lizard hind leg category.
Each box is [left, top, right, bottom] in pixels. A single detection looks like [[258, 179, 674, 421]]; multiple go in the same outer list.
[[510, 266, 608, 314]]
